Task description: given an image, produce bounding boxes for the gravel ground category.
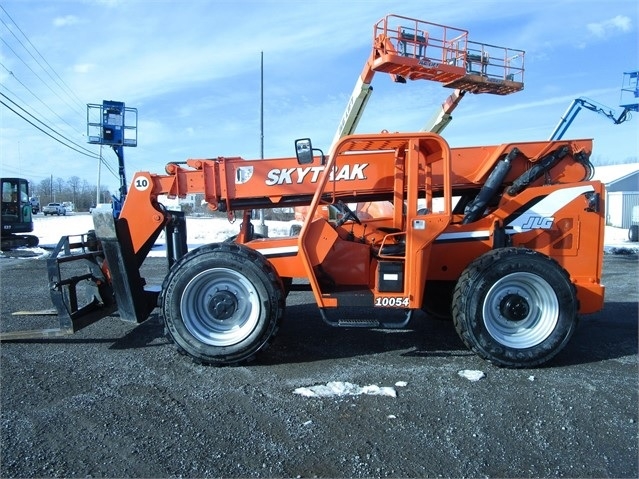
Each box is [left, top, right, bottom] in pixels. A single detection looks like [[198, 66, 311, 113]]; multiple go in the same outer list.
[[0, 253, 637, 478]]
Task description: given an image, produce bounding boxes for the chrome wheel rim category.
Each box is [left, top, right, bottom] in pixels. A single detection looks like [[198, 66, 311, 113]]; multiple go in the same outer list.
[[482, 272, 558, 349], [181, 268, 260, 346]]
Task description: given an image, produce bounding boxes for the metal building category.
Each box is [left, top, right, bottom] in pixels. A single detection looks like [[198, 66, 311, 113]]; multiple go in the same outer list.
[[592, 164, 639, 228]]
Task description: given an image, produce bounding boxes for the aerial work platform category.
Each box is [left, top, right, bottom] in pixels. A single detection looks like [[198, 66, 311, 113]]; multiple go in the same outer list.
[[371, 14, 525, 95], [331, 14, 526, 147], [619, 70, 639, 111]]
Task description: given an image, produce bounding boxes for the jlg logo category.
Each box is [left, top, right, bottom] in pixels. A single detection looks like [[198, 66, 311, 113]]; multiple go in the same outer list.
[[520, 216, 554, 230], [265, 164, 368, 186]]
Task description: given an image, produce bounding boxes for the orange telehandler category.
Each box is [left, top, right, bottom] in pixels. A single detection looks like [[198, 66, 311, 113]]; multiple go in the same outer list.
[[0, 16, 605, 368], [3, 131, 604, 368]]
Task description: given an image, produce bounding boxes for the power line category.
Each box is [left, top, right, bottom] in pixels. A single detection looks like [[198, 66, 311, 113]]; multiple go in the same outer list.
[[0, 5, 129, 184], [1, 91, 99, 157], [0, 4, 102, 169], [0, 163, 52, 181], [1, 83, 123, 180], [1, 89, 121, 181], [0, 4, 86, 114], [99, 152, 119, 178], [0, 63, 86, 138], [1, 96, 120, 181], [0, 95, 100, 159], [0, 36, 84, 118], [1, 147, 118, 183]]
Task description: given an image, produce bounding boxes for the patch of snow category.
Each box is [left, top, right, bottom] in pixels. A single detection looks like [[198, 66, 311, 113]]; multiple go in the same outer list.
[[293, 381, 397, 398], [394, 381, 408, 387], [458, 370, 485, 381], [0, 246, 49, 259], [13, 214, 294, 258], [603, 226, 639, 254]]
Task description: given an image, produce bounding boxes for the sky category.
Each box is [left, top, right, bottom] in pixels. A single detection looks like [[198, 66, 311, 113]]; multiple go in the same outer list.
[[1, 0, 638, 194]]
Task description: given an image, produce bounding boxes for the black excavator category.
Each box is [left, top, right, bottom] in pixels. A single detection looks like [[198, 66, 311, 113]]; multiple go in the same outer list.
[[1, 177, 39, 250]]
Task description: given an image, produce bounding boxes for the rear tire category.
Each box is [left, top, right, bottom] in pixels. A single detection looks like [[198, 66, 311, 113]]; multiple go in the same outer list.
[[162, 242, 285, 365], [452, 247, 578, 368], [629, 225, 638, 242]]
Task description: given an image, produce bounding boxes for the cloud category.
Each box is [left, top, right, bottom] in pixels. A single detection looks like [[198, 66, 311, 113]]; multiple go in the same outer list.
[[73, 63, 94, 74], [587, 15, 632, 38], [53, 15, 80, 27]]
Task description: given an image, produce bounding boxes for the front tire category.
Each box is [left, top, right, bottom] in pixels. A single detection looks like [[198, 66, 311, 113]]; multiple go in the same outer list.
[[162, 242, 285, 365], [452, 248, 578, 368]]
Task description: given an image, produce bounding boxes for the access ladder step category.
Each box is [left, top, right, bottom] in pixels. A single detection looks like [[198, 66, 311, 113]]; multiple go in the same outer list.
[[336, 318, 381, 328], [319, 308, 413, 330]]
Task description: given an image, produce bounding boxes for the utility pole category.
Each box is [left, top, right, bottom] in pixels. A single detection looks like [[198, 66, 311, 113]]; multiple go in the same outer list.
[[96, 145, 102, 207], [255, 51, 268, 237], [261, 51, 264, 160]]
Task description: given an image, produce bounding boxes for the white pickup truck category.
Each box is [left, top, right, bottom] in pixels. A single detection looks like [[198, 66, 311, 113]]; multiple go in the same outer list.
[[42, 202, 66, 216]]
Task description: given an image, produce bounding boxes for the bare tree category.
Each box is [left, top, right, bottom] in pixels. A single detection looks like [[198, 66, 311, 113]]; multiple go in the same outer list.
[[22, 175, 110, 209], [54, 177, 66, 202], [67, 176, 81, 207], [38, 178, 52, 204]]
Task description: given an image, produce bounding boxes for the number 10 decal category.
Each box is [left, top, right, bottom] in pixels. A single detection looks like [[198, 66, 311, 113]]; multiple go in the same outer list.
[[134, 176, 150, 191]]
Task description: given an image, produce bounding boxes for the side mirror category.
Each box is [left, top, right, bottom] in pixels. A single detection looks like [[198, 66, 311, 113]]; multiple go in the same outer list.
[[295, 138, 314, 165]]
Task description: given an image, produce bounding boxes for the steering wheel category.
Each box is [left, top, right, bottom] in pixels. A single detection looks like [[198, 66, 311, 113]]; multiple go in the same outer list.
[[336, 200, 361, 227]]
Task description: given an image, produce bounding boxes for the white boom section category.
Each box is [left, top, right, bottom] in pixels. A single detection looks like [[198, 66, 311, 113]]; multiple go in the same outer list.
[[421, 89, 466, 134], [330, 77, 375, 150]]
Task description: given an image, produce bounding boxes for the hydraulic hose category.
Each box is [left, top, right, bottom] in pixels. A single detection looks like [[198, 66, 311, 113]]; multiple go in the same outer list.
[[462, 148, 519, 224], [507, 146, 569, 196]]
